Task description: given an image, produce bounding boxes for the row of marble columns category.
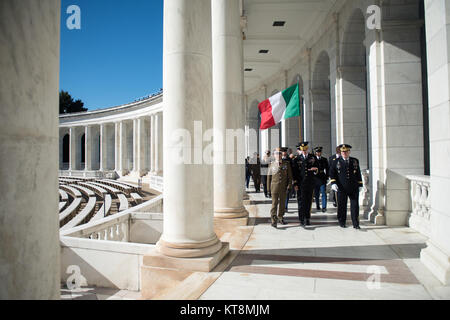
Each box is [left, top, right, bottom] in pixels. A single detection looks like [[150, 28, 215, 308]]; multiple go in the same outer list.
[[60, 113, 163, 176], [151, 0, 247, 263]]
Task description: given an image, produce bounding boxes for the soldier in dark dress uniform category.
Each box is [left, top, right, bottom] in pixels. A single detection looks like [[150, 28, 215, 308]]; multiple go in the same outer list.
[[292, 142, 318, 227], [267, 148, 293, 228], [249, 152, 261, 192], [313, 146, 329, 212], [328, 146, 341, 207], [261, 150, 272, 198], [329, 144, 363, 229]]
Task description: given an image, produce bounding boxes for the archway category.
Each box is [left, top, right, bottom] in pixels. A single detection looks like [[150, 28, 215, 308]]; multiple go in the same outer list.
[[80, 133, 85, 170], [312, 51, 332, 156], [62, 134, 69, 169], [340, 8, 369, 169]]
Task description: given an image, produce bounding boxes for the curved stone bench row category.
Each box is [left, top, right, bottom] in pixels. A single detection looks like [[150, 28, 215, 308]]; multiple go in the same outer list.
[[108, 179, 139, 190], [59, 185, 82, 198], [78, 182, 108, 198], [61, 196, 97, 231], [59, 201, 67, 212], [90, 194, 112, 222], [101, 179, 133, 195], [130, 192, 143, 205], [89, 181, 121, 196], [59, 197, 82, 227], [70, 184, 95, 198], [59, 189, 69, 201], [117, 193, 129, 212]]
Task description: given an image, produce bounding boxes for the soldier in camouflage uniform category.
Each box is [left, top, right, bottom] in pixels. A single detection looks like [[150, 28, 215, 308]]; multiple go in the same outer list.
[[267, 148, 293, 228]]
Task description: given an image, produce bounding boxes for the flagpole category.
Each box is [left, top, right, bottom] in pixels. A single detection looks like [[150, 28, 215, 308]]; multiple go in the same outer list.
[[298, 82, 303, 141]]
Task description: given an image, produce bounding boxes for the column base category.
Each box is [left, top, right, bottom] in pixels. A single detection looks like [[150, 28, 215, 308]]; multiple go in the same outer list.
[[213, 207, 249, 238], [140, 242, 230, 299], [421, 241, 450, 285]]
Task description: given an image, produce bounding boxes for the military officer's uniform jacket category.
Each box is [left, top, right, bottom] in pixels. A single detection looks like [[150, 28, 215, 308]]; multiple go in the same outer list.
[[267, 159, 293, 194], [292, 153, 318, 187], [315, 156, 329, 186], [329, 157, 363, 193]]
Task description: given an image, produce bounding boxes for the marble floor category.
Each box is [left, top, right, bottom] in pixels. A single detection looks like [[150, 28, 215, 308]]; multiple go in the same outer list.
[[60, 189, 450, 300], [199, 190, 450, 300], [60, 286, 141, 300]]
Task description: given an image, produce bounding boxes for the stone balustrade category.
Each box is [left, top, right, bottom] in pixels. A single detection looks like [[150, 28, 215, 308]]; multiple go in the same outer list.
[[407, 175, 431, 237], [60, 194, 163, 241]]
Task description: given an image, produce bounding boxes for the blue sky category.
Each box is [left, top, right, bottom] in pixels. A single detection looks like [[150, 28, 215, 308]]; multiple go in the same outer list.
[[60, 0, 163, 110]]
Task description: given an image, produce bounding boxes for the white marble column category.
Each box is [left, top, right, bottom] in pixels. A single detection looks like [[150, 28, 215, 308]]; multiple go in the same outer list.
[[132, 117, 145, 176], [114, 122, 121, 172], [212, 0, 248, 221], [366, 5, 425, 226], [69, 127, 76, 171], [119, 121, 128, 174], [0, 0, 60, 299], [155, 112, 163, 175], [132, 118, 138, 173], [155, 0, 224, 259], [99, 123, 106, 171], [421, 0, 450, 285], [149, 114, 156, 174], [84, 126, 92, 171]]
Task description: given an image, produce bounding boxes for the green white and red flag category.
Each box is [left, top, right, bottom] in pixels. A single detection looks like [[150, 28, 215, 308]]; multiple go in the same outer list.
[[258, 83, 301, 130]]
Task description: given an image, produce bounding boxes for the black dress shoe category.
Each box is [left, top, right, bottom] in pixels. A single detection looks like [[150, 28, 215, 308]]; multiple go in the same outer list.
[[322, 208, 327, 213], [333, 202, 337, 207], [354, 225, 361, 229], [340, 223, 347, 228], [278, 218, 287, 225], [316, 206, 321, 211], [306, 220, 311, 226], [271, 222, 277, 228], [300, 221, 306, 227]]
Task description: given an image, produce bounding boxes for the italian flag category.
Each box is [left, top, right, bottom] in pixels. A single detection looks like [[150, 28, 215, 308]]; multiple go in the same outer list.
[[258, 83, 300, 130]]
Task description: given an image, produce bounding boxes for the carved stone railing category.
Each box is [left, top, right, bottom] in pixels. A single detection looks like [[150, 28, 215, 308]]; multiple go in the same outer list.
[[360, 169, 370, 207], [149, 175, 164, 192], [407, 175, 431, 237], [60, 194, 163, 241], [59, 170, 117, 178]]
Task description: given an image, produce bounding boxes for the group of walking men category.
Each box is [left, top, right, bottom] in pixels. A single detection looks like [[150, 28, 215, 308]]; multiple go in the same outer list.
[[245, 142, 363, 230]]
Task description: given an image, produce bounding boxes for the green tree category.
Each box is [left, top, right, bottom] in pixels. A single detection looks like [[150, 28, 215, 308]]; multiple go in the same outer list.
[[59, 90, 87, 114]]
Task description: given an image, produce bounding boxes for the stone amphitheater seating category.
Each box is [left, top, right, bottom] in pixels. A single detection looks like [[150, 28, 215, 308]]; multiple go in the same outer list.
[[117, 193, 129, 211], [69, 184, 95, 198], [101, 180, 133, 195], [61, 196, 97, 231], [77, 182, 108, 198], [59, 185, 82, 198], [90, 194, 112, 222], [59, 201, 67, 212], [58, 177, 149, 231], [89, 181, 121, 195], [59, 197, 82, 227], [59, 189, 68, 201], [130, 192, 143, 205]]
